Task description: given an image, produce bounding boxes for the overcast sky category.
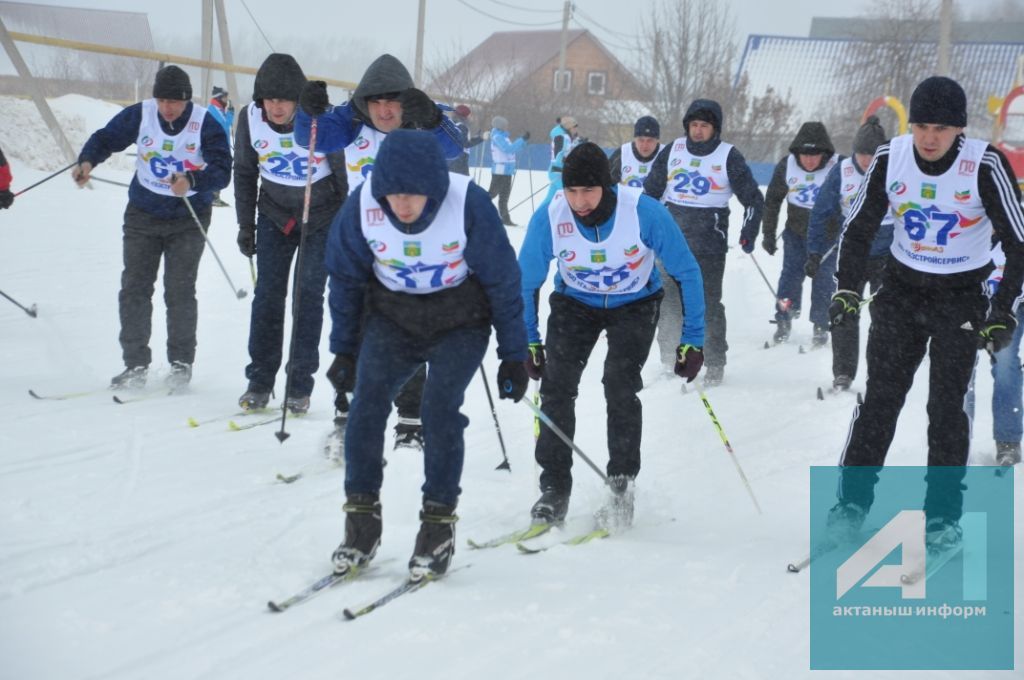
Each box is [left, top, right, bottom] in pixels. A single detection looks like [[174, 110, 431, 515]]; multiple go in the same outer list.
[[21, 0, 886, 82]]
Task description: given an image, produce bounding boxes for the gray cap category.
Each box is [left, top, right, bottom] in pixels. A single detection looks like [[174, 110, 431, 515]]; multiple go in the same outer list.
[[491, 115, 508, 130]]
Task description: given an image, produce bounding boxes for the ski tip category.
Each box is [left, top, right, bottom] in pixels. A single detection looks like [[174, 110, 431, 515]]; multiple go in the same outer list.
[[786, 563, 802, 573], [341, 608, 357, 621], [112, 395, 127, 404], [187, 417, 200, 428], [816, 387, 824, 400], [27, 304, 38, 318], [267, 600, 284, 613], [28, 389, 42, 399], [276, 473, 301, 484], [227, 420, 242, 431]]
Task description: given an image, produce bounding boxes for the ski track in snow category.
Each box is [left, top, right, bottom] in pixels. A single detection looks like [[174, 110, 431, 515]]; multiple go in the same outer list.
[[1, 103, 1021, 679]]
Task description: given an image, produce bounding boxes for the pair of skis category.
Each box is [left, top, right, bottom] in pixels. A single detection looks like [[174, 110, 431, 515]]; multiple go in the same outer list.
[[466, 521, 611, 554]]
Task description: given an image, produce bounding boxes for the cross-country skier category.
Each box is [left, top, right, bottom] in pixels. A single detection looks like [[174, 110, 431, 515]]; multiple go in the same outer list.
[[324, 129, 528, 580], [519, 142, 705, 528], [234, 53, 348, 414], [827, 76, 1024, 548], [542, 115, 581, 203], [609, 115, 663, 187], [296, 53, 462, 450], [72, 65, 231, 390], [644, 99, 764, 385], [486, 115, 529, 226], [804, 115, 892, 390]]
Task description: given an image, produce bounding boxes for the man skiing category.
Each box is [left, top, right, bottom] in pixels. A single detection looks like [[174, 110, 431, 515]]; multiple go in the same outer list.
[[609, 115, 663, 187], [486, 115, 529, 226], [805, 115, 892, 390], [234, 53, 347, 414], [761, 121, 839, 347], [543, 116, 580, 202], [519, 142, 705, 528], [72, 65, 231, 390], [295, 53, 462, 450], [323, 129, 528, 580], [644, 99, 763, 385], [828, 76, 1024, 547]]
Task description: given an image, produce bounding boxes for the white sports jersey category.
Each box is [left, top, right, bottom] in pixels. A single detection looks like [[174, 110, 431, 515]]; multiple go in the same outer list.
[[838, 157, 893, 226], [359, 173, 471, 294], [785, 154, 836, 210], [548, 186, 654, 294], [662, 139, 733, 208], [135, 99, 207, 197], [885, 134, 992, 274], [247, 103, 331, 187], [619, 142, 664, 188], [345, 126, 387, 195]]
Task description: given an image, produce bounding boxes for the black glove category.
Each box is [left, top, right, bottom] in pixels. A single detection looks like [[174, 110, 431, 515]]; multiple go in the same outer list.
[[829, 290, 862, 329], [399, 88, 442, 130], [524, 343, 545, 381], [761, 234, 777, 256], [674, 344, 704, 383], [521, 131, 531, 142], [978, 311, 1017, 354], [0, 189, 12, 209], [804, 253, 822, 278], [300, 80, 329, 116], [498, 359, 528, 402], [326, 354, 357, 394], [738, 237, 754, 254], [236, 225, 255, 257]]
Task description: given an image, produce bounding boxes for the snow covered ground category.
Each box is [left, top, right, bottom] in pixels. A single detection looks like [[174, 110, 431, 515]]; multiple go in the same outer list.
[[0, 100, 1020, 680]]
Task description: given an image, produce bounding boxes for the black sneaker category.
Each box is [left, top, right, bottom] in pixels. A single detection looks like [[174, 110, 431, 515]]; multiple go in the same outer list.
[[825, 501, 866, 544], [596, 475, 635, 530], [238, 384, 271, 411], [394, 418, 423, 451], [166, 361, 192, 390], [996, 441, 1021, 466], [409, 500, 458, 580], [812, 324, 829, 347], [772, 318, 791, 344], [331, 493, 382, 574], [110, 366, 147, 390], [531, 488, 569, 525]]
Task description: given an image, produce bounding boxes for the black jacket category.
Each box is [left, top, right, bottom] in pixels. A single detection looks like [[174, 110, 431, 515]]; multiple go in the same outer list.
[[608, 142, 659, 185], [763, 122, 837, 241]]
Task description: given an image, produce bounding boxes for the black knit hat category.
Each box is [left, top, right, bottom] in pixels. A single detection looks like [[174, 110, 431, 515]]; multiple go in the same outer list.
[[153, 65, 192, 101], [562, 142, 612, 188], [909, 76, 967, 127], [634, 115, 660, 138], [211, 86, 228, 100], [853, 115, 888, 155]]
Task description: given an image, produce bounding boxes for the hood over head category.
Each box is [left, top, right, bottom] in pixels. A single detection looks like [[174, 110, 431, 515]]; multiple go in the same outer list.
[[352, 54, 415, 124], [682, 99, 723, 135], [788, 121, 835, 156], [253, 53, 306, 105], [370, 129, 450, 227]]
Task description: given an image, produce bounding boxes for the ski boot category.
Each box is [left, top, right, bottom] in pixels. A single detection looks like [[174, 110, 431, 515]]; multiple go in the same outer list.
[[110, 366, 147, 390], [531, 487, 570, 526], [331, 493, 382, 575], [409, 500, 458, 580], [771, 318, 792, 344], [238, 383, 271, 411], [996, 441, 1021, 466], [925, 517, 962, 554], [285, 393, 310, 415], [394, 417, 424, 451], [825, 501, 866, 544], [812, 324, 829, 348], [703, 365, 724, 387], [595, 475, 635, 530], [166, 361, 192, 390], [832, 374, 852, 392]]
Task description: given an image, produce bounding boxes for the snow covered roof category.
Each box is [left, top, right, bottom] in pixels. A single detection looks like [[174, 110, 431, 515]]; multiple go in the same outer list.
[[734, 34, 1023, 127]]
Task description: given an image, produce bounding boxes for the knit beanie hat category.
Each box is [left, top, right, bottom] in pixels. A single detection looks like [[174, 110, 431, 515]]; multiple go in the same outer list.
[[455, 104, 471, 118], [562, 142, 612, 188], [211, 86, 228, 100], [560, 115, 578, 131], [153, 65, 192, 101], [492, 115, 508, 130], [634, 115, 660, 139], [853, 115, 888, 155], [909, 76, 967, 127]]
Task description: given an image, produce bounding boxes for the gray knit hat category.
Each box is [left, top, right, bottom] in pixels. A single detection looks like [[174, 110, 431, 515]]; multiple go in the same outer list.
[[853, 115, 888, 155], [491, 116, 508, 130]]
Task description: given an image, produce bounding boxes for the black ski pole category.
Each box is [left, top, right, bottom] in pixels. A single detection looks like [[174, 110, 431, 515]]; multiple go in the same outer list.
[[479, 365, 511, 471], [276, 117, 318, 443], [182, 195, 248, 300], [13, 162, 76, 197], [0, 289, 37, 317]]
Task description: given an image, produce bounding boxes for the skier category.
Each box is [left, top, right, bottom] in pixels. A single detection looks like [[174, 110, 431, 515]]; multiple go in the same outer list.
[[519, 142, 705, 527], [72, 65, 231, 390], [324, 129, 528, 579], [296, 53, 462, 450], [207, 87, 234, 207], [828, 76, 1024, 547], [804, 116, 892, 390], [542, 116, 580, 202], [234, 53, 348, 414], [608, 115, 663, 187], [486, 115, 529, 226], [447, 104, 484, 176], [0, 145, 12, 209], [761, 121, 838, 346], [643, 99, 764, 385]]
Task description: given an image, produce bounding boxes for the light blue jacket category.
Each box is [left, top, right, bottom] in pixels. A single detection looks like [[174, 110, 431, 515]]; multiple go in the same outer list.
[[490, 128, 526, 176]]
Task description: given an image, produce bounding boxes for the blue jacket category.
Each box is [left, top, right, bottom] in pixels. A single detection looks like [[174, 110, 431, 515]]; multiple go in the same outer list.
[[207, 99, 234, 142], [519, 187, 706, 346], [807, 162, 893, 258], [325, 130, 528, 361], [489, 128, 526, 176], [548, 123, 573, 171], [78, 101, 232, 219], [294, 102, 463, 160]]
